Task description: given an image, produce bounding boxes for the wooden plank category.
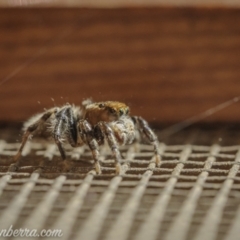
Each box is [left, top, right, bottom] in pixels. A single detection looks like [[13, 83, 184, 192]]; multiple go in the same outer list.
[[1, 0, 240, 8], [0, 8, 240, 124]]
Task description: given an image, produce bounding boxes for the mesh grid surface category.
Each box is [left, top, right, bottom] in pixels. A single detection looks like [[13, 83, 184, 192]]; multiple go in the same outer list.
[[0, 126, 240, 240]]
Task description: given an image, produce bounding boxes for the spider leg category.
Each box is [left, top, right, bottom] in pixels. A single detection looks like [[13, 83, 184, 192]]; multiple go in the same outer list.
[[79, 120, 102, 174], [132, 116, 161, 167], [53, 121, 67, 160], [52, 106, 79, 160], [11, 109, 56, 170], [98, 122, 122, 175], [52, 111, 68, 160]]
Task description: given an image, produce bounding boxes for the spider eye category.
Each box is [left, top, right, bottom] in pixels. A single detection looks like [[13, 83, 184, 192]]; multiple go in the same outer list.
[[119, 109, 124, 116], [98, 103, 105, 108], [108, 107, 116, 114]]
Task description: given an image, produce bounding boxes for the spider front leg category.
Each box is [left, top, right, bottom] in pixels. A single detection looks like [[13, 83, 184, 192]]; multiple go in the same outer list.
[[133, 116, 161, 167], [79, 120, 102, 174], [98, 122, 122, 175]]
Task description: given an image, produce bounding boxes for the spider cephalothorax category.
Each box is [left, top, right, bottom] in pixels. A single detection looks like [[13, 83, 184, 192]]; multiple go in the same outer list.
[[11, 99, 161, 174], [84, 101, 130, 125]]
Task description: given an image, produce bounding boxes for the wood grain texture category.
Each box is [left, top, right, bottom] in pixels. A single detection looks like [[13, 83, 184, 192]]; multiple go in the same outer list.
[[0, 8, 240, 124], [1, 0, 240, 7]]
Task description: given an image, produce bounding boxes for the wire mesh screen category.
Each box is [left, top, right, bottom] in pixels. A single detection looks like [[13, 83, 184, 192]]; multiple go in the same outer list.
[[0, 125, 240, 240]]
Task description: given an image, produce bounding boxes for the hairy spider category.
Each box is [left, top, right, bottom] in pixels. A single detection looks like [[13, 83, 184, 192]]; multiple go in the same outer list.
[[12, 99, 161, 174]]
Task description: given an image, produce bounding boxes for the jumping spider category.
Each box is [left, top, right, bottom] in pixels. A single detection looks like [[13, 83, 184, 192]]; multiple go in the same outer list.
[[12, 99, 161, 174]]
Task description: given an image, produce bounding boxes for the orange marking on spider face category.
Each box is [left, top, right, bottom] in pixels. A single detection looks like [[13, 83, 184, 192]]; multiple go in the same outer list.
[[84, 101, 130, 126]]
